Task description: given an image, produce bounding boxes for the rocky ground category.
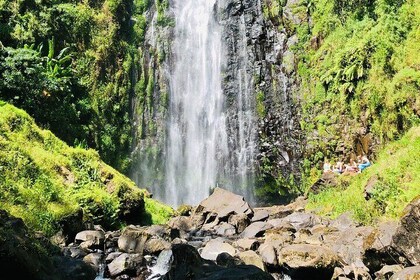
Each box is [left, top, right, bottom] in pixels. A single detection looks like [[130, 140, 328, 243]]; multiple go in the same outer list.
[[1, 187, 419, 280]]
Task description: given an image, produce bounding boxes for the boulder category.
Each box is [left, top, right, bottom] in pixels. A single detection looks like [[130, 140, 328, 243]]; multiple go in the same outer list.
[[117, 225, 149, 254], [392, 197, 420, 265], [364, 175, 379, 201], [234, 238, 260, 251], [52, 256, 97, 280], [258, 242, 278, 266], [390, 265, 420, 280], [168, 215, 195, 232], [278, 244, 342, 279], [200, 238, 237, 261], [282, 212, 322, 231], [363, 221, 402, 271], [216, 252, 244, 267], [329, 212, 358, 231], [251, 209, 270, 222], [145, 238, 172, 255], [327, 226, 375, 266], [228, 213, 251, 234], [74, 230, 105, 249], [194, 188, 253, 219], [82, 252, 103, 273], [161, 244, 204, 279], [107, 253, 143, 277], [237, 250, 266, 271], [214, 222, 236, 236], [241, 222, 273, 238], [147, 249, 174, 279]]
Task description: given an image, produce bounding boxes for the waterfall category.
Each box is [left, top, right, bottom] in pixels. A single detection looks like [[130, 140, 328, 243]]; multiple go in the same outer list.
[[165, 0, 228, 207], [232, 12, 256, 205], [130, 0, 259, 208]]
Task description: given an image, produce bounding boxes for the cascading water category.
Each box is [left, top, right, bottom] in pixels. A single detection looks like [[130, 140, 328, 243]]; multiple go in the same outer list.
[[165, 0, 229, 207], [132, 0, 259, 208], [230, 12, 256, 204]]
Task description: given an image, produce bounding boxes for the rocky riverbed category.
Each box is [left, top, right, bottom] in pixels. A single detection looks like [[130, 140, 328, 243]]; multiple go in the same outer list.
[[2, 187, 419, 279]]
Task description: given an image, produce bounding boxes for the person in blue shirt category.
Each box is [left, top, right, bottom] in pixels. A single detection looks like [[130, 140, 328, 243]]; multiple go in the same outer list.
[[358, 155, 371, 172]]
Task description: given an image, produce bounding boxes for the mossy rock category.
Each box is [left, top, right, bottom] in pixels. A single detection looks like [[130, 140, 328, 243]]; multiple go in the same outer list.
[[0, 103, 173, 236]]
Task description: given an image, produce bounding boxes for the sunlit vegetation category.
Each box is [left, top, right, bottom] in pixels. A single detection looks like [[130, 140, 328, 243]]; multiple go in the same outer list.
[[0, 0, 156, 173], [258, 0, 419, 208], [298, 0, 420, 167], [0, 104, 174, 236], [306, 125, 420, 224]]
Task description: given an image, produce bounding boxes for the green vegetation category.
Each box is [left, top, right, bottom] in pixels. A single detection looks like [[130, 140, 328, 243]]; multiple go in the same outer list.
[[0, 0, 159, 173], [258, 0, 419, 205], [306, 125, 420, 224], [296, 0, 420, 223], [0, 103, 173, 236], [297, 0, 420, 168], [143, 197, 174, 225]]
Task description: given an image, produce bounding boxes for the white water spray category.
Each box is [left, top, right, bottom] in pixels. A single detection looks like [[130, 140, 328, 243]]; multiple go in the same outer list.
[[165, 0, 228, 207]]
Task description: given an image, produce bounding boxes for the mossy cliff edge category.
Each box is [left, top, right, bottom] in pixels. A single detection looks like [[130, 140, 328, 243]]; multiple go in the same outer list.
[[0, 102, 173, 238]]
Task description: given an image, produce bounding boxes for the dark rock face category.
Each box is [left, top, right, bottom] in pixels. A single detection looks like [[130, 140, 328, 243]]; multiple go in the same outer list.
[[0, 210, 96, 280], [217, 0, 304, 202], [392, 196, 420, 266]]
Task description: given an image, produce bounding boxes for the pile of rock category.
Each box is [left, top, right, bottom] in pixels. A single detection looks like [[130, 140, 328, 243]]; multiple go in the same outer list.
[[57, 187, 419, 280]]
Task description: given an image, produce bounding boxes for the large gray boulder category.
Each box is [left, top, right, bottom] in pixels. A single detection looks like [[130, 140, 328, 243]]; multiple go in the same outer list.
[[200, 238, 237, 261], [390, 265, 420, 280], [392, 197, 420, 266], [278, 244, 342, 279], [363, 221, 402, 271], [241, 222, 273, 238], [74, 230, 105, 250], [194, 187, 254, 219], [107, 253, 143, 277], [117, 225, 149, 254]]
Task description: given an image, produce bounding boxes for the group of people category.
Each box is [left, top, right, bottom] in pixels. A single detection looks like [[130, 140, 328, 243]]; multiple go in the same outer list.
[[323, 155, 371, 175]]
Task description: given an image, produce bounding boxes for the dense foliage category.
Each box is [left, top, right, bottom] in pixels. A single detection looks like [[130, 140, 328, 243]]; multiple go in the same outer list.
[[260, 0, 419, 199], [298, 0, 420, 170], [286, 0, 420, 223], [0, 0, 152, 172], [0, 103, 173, 236]]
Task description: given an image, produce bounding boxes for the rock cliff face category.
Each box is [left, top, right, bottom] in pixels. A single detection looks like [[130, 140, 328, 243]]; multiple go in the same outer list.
[[130, 0, 305, 204], [216, 0, 304, 202]]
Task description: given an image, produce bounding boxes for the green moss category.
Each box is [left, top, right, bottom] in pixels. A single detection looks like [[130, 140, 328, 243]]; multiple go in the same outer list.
[[143, 197, 174, 225], [0, 104, 173, 236], [256, 91, 266, 117]]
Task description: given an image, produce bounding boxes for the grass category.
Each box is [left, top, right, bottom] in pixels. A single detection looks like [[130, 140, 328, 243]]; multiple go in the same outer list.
[[0, 103, 174, 236], [306, 125, 420, 224]]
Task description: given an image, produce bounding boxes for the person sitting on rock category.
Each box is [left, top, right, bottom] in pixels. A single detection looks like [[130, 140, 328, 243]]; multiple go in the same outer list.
[[332, 161, 344, 174], [358, 155, 371, 172], [344, 158, 359, 173], [323, 159, 332, 173]]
